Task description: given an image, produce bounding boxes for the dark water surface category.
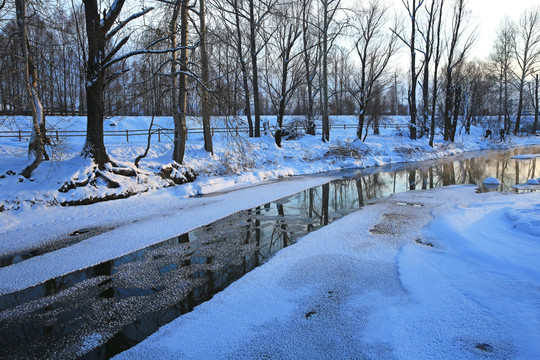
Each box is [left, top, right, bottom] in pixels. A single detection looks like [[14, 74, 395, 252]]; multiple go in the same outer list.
[[1, 147, 539, 359]]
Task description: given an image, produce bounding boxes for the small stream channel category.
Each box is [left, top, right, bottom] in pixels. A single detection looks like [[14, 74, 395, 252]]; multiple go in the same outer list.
[[1, 147, 539, 359]]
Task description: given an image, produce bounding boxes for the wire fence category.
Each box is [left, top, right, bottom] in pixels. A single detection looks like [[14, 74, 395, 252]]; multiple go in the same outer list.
[[0, 123, 407, 143]]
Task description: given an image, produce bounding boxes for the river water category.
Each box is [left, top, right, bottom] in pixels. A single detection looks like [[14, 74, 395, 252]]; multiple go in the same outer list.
[[1, 147, 539, 359]]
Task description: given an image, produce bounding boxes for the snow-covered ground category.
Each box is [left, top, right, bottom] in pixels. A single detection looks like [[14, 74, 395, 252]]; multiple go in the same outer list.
[[1, 115, 540, 358], [2, 114, 539, 213], [2, 115, 539, 294], [114, 185, 540, 360]]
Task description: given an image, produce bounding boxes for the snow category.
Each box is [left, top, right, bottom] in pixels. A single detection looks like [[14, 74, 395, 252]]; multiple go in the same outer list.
[[0, 175, 333, 294], [512, 153, 540, 159], [113, 186, 540, 360], [1, 115, 539, 292], [2, 114, 540, 357], [483, 176, 500, 185]]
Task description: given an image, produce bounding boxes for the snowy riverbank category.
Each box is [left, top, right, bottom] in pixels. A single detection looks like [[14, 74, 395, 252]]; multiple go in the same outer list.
[[1, 115, 540, 358], [1, 115, 540, 293], [2, 115, 540, 214], [114, 185, 540, 360]]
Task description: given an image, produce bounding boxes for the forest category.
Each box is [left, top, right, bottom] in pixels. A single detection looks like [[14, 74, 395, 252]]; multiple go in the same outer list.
[[0, 0, 539, 179]]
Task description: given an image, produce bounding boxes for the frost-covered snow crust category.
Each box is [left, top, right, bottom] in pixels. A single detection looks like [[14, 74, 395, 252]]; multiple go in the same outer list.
[[115, 186, 540, 360]]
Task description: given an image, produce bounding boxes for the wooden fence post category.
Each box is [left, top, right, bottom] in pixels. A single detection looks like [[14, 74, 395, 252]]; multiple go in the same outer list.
[[19, 130, 22, 141], [158, 128, 161, 142], [126, 130, 129, 142], [56, 130, 59, 142]]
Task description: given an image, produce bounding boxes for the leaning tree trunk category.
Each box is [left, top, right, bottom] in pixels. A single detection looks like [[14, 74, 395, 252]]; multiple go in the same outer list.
[[16, 0, 47, 178]]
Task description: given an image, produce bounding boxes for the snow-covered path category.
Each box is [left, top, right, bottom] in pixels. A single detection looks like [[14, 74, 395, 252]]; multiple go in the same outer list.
[[114, 186, 540, 360]]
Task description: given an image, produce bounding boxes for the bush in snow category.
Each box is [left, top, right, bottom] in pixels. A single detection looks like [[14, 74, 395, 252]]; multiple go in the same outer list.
[[324, 140, 371, 159]]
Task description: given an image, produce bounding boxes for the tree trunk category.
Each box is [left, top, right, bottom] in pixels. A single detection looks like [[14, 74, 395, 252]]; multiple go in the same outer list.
[[249, 0, 262, 137], [429, 0, 444, 148], [514, 76, 525, 135], [533, 74, 539, 134], [173, 0, 189, 164], [302, 0, 316, 135], [200, 0, 213, 153], [82, 0, 127, 168], [170, 2, 181, 161], [83, 0, 109, 167], [408, 0, 418, 141], [233, 0, 253, 137], [450, 85, 461, 142], [276, 52, 290, 147], [16, 0, 47, 178], [321, 1, 330, 142]]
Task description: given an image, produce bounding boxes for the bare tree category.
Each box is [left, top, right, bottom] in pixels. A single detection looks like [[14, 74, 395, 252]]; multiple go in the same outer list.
[[263, 1, 303, 147], [394, 0, 424, 140], [15, 0, 48, 178], [217, 0, 254, 136], [301, 0, 318, 135], [349, 0, 398, 141], [531, 73, 539, 134], [214, 0, 275, 137], [442, 0, 475, 142], [199, 0, 213, 153], [513, 7, 540, 135], [81, 0, 152, 168], [429, 0, 444, 147], [460, 60, 491, 134], [248, 0, 276, 137], [419, 0, 438, 139], [319, 0, 343, 142], [489, 17, 515, 134], [167, 0, 184, 164]]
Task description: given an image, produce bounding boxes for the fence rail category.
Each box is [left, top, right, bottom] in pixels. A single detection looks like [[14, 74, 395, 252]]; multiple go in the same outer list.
[[0, 123, 406, 143], [0, 110, 88, 117]]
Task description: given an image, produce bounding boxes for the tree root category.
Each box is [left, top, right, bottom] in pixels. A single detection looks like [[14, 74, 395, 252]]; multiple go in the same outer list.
[[159, 163, 197, 185], [57, 161, 197, 206]]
